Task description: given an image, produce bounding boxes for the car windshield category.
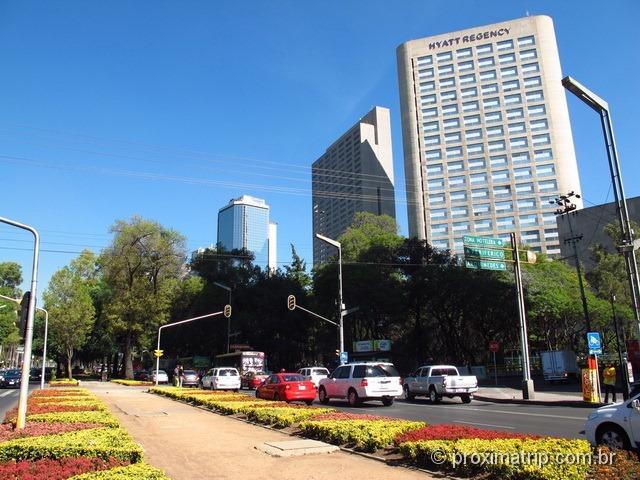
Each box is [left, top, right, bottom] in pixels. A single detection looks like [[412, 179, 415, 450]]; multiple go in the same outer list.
[[282, 374, 304, 382], [6, 370, 20, 375], [183, 370, 197, 375], [354, 364, 399, 378], [156, 370, 167, 375], [312, 368, 329, 375], [219, 369, 238, 376]]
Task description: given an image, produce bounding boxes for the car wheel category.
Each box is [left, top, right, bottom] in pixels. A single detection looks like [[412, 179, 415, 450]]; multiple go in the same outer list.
[[597, 424, 630, 450], [274, 393, 280, 402], [381, 396, 394, 407], [429, 387, 441, 404], [347, 388, 360, 407], [461, 394, 472, 404], [403, 385, 415, 401], [255, 389, 260, 398], [318, 387, 330, 405]]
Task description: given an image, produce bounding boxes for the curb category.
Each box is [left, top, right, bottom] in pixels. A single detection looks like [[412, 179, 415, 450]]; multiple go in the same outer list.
[[474, 394, 604, 408]]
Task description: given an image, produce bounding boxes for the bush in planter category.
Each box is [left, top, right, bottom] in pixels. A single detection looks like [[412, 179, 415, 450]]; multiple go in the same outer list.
[[245, 407, 336, 428], [0, 456, 128, 480], [69, 462, 170, 479]]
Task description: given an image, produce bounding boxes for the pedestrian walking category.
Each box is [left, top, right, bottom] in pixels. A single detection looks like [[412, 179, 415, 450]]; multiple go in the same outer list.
[[179, 364, 184, 388], [173, 365, 180, 387], [603, 363, 617, 403]]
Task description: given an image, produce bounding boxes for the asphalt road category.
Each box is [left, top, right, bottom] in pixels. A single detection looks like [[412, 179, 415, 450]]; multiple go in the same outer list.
[[0, 385, 36, 422]]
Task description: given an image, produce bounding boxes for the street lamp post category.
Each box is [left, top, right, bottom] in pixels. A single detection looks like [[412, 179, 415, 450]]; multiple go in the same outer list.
[[0, 217, 40, 430], [213, 282, 232, 353], [562, 76, 640, 333], [315, 234, 345, 359]]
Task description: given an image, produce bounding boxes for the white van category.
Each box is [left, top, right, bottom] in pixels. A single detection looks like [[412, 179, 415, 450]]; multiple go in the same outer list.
[[298, 367, 330, 388], [201, 367, 241, 391]]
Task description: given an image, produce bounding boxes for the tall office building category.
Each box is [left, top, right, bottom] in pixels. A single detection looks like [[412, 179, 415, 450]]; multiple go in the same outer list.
[[312, 106, 396, 265], [217, 195, 277, 271], [397, 15, 582, 254]]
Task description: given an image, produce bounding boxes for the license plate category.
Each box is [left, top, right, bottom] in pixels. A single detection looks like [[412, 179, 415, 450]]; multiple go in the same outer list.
[[298, 385, 306, 390]]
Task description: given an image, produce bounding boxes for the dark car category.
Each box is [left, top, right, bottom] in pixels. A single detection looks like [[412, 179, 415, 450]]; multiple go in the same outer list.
[[0, 369, 22, 388]]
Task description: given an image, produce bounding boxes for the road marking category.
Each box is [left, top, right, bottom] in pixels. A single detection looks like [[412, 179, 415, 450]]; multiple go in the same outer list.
[[453, 420, 515, 430], [0, 391, 14, 398], [402, 403, 586, 421]]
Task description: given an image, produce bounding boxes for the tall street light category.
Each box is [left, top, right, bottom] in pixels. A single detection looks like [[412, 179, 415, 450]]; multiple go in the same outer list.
[[213, 282, 232, 353], [562, 76, 640, 333], [315, 234, 345, 358]]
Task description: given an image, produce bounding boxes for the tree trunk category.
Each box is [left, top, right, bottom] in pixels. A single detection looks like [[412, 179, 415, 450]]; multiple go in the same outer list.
[[111, 351, 118, 377], [66, 347, 73, 380], [124, 334, 134, 379]]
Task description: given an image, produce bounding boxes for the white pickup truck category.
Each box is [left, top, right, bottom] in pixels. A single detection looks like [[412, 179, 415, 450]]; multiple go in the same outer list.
[[403, 365, 478, 404]]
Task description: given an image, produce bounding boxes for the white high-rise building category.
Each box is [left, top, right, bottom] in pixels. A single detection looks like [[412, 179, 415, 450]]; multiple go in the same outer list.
[[312, 106, 396, 265], [397, 15, 582, 254]]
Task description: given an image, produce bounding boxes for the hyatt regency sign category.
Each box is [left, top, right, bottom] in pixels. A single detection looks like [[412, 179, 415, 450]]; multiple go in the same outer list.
[[428, 27, 510, 50]]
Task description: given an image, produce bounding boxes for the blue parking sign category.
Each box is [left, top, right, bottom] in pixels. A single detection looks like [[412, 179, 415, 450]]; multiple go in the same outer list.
[[340, 351, 348, 364], [587, 332, 602, 355]]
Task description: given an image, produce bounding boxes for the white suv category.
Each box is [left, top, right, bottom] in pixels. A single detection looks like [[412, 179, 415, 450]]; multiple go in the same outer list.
[[201, 368, 241, 391], [318, 362, 403, 407], [298, 367, 330, 388]]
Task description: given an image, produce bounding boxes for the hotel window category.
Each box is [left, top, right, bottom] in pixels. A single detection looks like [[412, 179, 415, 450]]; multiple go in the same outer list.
[[503, 79, 520, 91], [485, 111, 502, 122], [499, 53, 516, 64], [505, 93, 522, 105], [442, 104, 459, 115], [441, 90, 457, 102], [460, 73, 476, 84], [452, 221, 470, 232], [458, 60, 474, 71], [457, 47, 472, 58], [536, 164, 555, 177], [510, 137, 528, 149], [465, 129, 482, 141], [483, 97, 500, 109], [518, 35, 535, 47], [512, 152, 530, 164], [523, 76, 542, 88], [532, 133, 551, 145], [422, 107, 438, 117], [488, 140, 506, 152], [444, 118, 460, 129], [424, 135, 441, 146], [440, 77, 456, 88], [418, 68, 434, 79], [528, 104, 546, 116], [445, 132, 461, 143], [481, 83, 498, 95], [431, 208, 447, 220], [449, 176, 465, 187], [429, 193, 445, 204], [538, 180, 557, 191], [431, 224, 448, 235], [426, 149, 442, 160], [534, 149, 553, 162], [423, 121, 439, 132], [451, 191, 467, 202], [521, 230, 540, 243], [516, 182, 534, 194], [461, 86, 477, 98], [522, 62, 540, 74], [426, 164, 443, 175], [497, 39, 514, 50], [514, 167, 532, 179], [463, 100, 479, 112], [544, 228, 559, 239], [428, 178, 445, 190], [497, 216, 515, 229], [433, 239, 449, 249], [420, 81, 435, 92], [500, 66, 518, 77], [492, 170, 509, 182], [467, 143, 484, 155], [417, 55, 433, 66], [469, 158, 485, 170], [475, 219, 492, 231], [452, 206, 468, 217], [473, 203, 490, 215], [476, 43, 493, 54], [447, 161, 464, 172], [478, 56, 495, 68], [446, 146, 462, 158], [470, 173, 486, 184], [479, 70, 497, 81], [517, 198, 536, 211], [472, 188, 489, 199], [526, 90, 544, 102], [542, 212, 556, 224], [508, 122, 525, 134], [437, 51, 453, 62], [487, 125, 503, 137], [520, 49, 537, 60], [506, 107, 524, 119], [463, 115, 480, 126], [490, 155, 507, 167], [495, 201, 513, 212], [530, 119, 548, 130], [439, 64, 454, 76], [420, 94, 436, 105]]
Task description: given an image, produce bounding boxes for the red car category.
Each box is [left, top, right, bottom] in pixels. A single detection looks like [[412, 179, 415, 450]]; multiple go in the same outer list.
[[255, 373, 316, 405], [241, 371, 269, 390]]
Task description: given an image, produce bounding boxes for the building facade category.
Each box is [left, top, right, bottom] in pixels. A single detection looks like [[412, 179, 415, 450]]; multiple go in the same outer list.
[[397, 15, 582, 254], [312, 106, 396, 265], [217, 195, 277, 271]]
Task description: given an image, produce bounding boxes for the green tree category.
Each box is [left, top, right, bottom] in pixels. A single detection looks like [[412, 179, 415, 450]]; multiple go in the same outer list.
[[100, 216, 186, 378], [338, 212, 403, 262], [0, 262, 22, 296], [284, 244, 311, 290]]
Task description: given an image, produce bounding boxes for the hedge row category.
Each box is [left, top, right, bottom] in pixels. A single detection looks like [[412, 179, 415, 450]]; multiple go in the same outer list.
[[110, 380, 154, 387], [49, 379, 80, 387]]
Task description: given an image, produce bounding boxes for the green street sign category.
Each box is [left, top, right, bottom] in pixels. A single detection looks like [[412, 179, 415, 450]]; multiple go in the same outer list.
[[463, 235, 504, 248], [465, 259, 507, 271], [464, 246, 506, 260]]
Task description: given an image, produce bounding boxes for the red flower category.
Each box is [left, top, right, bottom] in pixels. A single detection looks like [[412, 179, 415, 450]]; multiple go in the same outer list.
[[0, 457, 128, 480], [0, 422, 102, 442], [395, 424, 541, 444]]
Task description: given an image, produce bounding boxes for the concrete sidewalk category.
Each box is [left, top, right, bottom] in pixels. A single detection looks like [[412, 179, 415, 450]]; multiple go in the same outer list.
[[86, 382, 434, 480], [475, 386, 604, 407]]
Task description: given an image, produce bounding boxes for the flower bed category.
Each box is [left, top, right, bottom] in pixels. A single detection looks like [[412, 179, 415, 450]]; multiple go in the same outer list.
[[395, 424, 540, 443], [31, 389, 89, 397], [0, 422, 102, 442], [50, 379, 80, 387], [111, 380, 154, 387], [587, 447, 640, 480], [0, 456, 128, 480], [69, 462, 170, 479], [246, 406, 335, 428]]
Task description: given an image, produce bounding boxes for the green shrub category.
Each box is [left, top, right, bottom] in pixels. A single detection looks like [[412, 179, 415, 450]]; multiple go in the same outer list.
[[26, 411, 120, 428], [111, 380, 154, 387], [69, 462, 169, 479], [246, 407, 335, 428], [50, 380, 80, 387]]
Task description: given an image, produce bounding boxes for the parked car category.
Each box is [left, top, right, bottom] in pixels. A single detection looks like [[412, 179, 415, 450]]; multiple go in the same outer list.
[[318, 362, 403, 407], [149, 369, 169, 384], [0, 369, 22, 388], [256, 373, 316, 405], [201, 368, 241, 391], [133, 370, 147, 380], [403, 365, 478, 404], [585, 393, 640, 450], [298, 367, 330, 388], [181, 370, 200, 387], [241, 371, 269, 390]]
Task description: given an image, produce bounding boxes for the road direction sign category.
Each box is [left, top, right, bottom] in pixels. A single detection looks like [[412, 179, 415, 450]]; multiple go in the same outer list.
[[489, 341, 500, 353], [587, 332, 602, 355], [154, 349, 164, 357], [464, 246, 506, 260], [464, 259, 507, 271], [463, 235, 504, 248]]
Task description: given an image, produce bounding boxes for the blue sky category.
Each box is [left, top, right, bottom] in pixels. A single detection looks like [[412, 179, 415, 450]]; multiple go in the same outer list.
[[1, 1, 639, 298]]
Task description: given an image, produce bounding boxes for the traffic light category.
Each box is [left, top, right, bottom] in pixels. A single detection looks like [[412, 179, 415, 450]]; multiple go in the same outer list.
[[224, 304, 232, 318], [154, 349, 164, 357], [335, 349, 340, 356], [18, 291, 31, 337], [287, 295, 296, 311]]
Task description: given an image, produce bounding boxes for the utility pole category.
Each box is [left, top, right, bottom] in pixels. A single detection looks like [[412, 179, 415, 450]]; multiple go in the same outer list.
[[552, 191, 591, 332]]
